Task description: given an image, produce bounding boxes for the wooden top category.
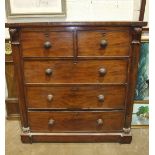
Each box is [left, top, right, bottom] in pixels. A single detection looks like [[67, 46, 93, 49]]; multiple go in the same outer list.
[[5, 21, 147, 28]]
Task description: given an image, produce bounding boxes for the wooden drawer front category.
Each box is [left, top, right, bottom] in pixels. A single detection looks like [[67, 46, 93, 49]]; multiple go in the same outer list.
[[24, 60, 128, 83], [27, 85, 126, 109], [77, 31, 130, 56], [21, 31, 73, 57], [28, 111, 124, 132]]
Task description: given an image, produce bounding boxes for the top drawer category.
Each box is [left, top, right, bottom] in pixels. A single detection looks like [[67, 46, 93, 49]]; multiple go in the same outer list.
[[20, 28, 130, 58], [77, 30, 130, 57], [21, 30, 74, 57]]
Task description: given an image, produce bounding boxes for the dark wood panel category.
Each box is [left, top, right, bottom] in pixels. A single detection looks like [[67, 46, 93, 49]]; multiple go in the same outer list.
[[21, 31, 74, 57], [5, 39, 20, 119], [5, 21, 147, 28], [28, 111, 124, 132], [5, 62, 18, 98], [21, 133, 132, 144], [139, 0, 147, 21], [78, 30, 130, 56], [5, 98, 20, 119], [26, 85, 126, 109], [9, 28, 28, 127], [24, 59, 128, 83], [124, 27, 143, 128]]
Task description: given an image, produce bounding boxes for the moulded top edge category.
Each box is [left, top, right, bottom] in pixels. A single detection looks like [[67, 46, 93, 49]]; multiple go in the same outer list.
[[5, 21, 147, 28]]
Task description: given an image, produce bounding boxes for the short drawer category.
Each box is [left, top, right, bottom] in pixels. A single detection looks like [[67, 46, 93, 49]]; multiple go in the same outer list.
[[21, 31, 73, 57], [77, 30, 130, 56], [26, 85, 126, 109], [28, 111, 124, 132], [24, 60, 128, 83]]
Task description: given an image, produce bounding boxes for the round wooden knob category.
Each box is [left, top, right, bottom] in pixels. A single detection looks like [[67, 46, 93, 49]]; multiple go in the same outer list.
[[99, 68, 107, 76], [47, 94, 53, 102], [97, 119, 103, 125], [100, 39, 108, 48], [48, 119, 55, 126], [98, 95, 104, 102], [45, 68, 53, 75], [44, 41, 52, 49]]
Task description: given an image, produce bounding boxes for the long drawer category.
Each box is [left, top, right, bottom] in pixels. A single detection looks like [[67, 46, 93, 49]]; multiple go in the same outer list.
[[24, 59, 128, 83], [26, 85, 126, 109], [28, 111, 124, 133]]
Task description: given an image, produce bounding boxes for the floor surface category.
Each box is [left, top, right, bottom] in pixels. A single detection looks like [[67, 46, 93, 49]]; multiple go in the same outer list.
[[6, 120, 149, 155]]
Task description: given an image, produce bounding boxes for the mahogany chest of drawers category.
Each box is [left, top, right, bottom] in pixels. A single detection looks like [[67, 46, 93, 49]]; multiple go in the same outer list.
[[6, 22, 147, 143]]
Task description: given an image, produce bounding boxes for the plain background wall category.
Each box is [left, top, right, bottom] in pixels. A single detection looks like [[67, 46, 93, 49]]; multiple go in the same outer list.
[[5, 0, 149, 38], [6, 0, 136, 22]]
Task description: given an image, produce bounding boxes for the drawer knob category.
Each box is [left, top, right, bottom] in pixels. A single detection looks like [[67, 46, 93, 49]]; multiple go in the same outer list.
[[47, 94, 53, 102], [98, 95, 105, 102], [45, 68, 53, 75], [48, 119, 55, 126], [97, 119, 103, 125], [44, 41, 52, 49], [100, 39, 108, 48], [99, 68, 107, 76]]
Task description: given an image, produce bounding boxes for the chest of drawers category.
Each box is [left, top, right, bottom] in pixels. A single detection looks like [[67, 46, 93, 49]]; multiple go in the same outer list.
[[6, 22, 147, 143]]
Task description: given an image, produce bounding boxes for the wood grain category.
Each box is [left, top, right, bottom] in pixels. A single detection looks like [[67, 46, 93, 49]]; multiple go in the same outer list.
[[5, 21, 147, 28], [5, 62, 18, 98], [21, 31, 74, 57], [77, 30, 130, 56], [28, 111, 124, 132], [5, 98, 20, 119], [24, 59, 128, 83], [124, 27, 143, 128], [21, 133, 132, 143], [26, 85, 126, 109], [5, 39, 20, 119], [9, 28, 28, 127]]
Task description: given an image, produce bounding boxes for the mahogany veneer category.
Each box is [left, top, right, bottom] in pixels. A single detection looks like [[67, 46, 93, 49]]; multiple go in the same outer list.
[[6, 22, 147, 143], [28, 111, 124, 132], [26, 85, 126, 109], [24, 60, 128, 83]]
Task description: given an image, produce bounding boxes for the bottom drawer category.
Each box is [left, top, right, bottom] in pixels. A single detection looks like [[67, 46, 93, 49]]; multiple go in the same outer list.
[[28, 111, 124, 133]]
